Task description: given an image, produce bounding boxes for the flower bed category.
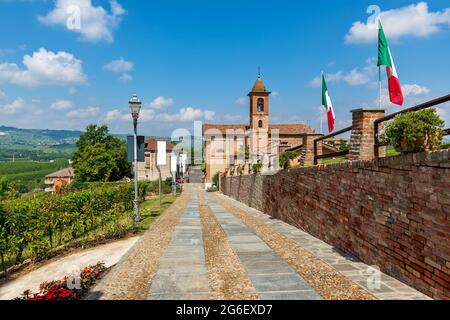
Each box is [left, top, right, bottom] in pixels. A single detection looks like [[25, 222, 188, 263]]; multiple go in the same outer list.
[[15, 262, 106, 301]]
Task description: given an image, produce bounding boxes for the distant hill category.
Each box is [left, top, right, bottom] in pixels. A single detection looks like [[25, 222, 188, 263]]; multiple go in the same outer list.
[[0, 126, 83, 146], [0, 126, 172, 162]]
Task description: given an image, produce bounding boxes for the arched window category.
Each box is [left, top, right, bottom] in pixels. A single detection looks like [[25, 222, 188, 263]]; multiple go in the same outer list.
[[258, 120, 263, 128], [257, 98, 264, 112]]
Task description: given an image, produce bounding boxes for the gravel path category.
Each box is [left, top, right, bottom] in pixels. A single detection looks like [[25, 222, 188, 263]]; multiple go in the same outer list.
[[212, 193, 375, 300], [198, 192, 259, 300], [88, 188, 192, 300]]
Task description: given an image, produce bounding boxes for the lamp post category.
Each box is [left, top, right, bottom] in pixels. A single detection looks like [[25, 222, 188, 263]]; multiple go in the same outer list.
[[129, 94, 142, 223]]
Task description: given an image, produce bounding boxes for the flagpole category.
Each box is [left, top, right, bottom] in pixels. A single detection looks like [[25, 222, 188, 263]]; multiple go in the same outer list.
[[378, 66, 382, 109], [320, 71, 324, 134]]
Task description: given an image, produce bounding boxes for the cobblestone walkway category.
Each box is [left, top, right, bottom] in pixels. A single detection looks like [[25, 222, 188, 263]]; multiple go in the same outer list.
[[91, 184, 431, 300], [204, 194, 321, 300], [214, 192, 431, 300]]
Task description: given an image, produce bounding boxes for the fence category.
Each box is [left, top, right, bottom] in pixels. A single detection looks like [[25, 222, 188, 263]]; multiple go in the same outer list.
[[374, 94, 450, 158], [313, 94, 450, 164], [313, 126, 351, 165]]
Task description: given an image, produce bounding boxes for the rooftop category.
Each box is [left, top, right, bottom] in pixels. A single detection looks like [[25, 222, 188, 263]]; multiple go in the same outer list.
[[46, 168, 74, 179]]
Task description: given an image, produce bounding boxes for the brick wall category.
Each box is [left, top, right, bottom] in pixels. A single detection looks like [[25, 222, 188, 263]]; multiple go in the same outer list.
[[221, 150, 450, 299]]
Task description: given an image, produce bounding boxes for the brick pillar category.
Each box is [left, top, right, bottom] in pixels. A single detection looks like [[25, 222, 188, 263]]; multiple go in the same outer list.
[[349, 108, 385, 161], [303, 134, 323, 167]]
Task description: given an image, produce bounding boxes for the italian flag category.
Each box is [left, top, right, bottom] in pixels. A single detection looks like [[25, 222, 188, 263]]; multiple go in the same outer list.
[[321, 74, 335, 133], [378, 21, 404, 106]]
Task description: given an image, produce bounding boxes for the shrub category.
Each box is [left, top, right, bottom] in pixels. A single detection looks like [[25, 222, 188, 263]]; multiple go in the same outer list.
[[279, 151, 298, 169], [0, 183, 137, 266], [206, 186, 218, 193], [381, 108, 444, 154], [252, 162, 263, 174], [212, 173, 219, 188]]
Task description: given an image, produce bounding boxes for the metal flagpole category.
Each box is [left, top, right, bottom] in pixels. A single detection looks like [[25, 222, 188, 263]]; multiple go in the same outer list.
[[320, 71, 324, 134], [379, 66, 382, 109]]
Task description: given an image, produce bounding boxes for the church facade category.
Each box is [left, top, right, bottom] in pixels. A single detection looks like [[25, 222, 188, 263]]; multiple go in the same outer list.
[[202, 75, 318, 185]]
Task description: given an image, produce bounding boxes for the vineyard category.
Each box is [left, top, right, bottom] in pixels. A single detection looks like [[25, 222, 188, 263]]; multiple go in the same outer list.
[[0, 182, 155, 272], [0, 159, 69, 193]]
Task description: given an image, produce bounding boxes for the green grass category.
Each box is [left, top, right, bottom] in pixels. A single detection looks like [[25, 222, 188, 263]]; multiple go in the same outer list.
[[134, 194, 178, 232], [321, 157, 347, 165]]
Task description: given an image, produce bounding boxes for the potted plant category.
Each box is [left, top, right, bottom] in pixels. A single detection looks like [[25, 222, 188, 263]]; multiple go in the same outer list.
[[381, 108, 444, 154]]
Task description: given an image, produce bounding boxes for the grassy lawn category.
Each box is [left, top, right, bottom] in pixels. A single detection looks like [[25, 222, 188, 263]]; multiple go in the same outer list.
[[321, 157, 347, 165], [134, 194, 178, 233]]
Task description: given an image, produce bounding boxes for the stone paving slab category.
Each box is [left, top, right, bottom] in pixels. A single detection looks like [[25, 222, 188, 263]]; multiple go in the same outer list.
[[148, 193, 210, 300], [218, 193, 431, 301], [204, 195, 322, 301]]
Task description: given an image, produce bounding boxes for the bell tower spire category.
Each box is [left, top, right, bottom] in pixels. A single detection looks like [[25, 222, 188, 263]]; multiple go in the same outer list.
[[248, 71, 270, 130]]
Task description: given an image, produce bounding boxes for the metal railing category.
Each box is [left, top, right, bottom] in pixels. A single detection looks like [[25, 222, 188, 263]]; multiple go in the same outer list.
[[374, 94, 450, 158], [314, 126, 352, 165]]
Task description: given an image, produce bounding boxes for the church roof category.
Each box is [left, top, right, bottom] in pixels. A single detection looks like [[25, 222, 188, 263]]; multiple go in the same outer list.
[[270, 124, 317, 135], [203, 123, 317, 136], [251, 76, 267, 93]]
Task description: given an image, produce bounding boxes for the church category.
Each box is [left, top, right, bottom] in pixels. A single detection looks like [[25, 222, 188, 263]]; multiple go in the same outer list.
[[202, 74, 319, 186]]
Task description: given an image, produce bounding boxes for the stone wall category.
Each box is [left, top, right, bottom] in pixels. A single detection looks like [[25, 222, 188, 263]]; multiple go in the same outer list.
[[221, 150, 450, 299]]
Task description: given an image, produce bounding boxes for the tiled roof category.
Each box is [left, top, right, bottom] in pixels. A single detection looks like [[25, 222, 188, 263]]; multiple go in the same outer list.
[[46, 168, 74, 178], [145, 139, 175, 152], [269, 124, 317, 135], [203, 123, 317, 136], [203, 124, 248, 134]]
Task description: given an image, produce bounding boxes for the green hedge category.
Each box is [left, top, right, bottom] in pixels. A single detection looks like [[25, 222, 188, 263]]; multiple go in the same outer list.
[[0, 182, 148, 271]]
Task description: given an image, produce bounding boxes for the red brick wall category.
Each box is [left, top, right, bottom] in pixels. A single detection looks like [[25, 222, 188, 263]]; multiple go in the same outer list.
[[222, 150, 450, 299]]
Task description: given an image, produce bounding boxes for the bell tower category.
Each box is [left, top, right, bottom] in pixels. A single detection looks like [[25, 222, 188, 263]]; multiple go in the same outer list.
[[248, 72, 270, 159], [248, 73, 270, 131]]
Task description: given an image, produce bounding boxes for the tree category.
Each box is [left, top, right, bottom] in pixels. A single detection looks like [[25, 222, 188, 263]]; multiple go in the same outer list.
[[73, 125, 132, 182]]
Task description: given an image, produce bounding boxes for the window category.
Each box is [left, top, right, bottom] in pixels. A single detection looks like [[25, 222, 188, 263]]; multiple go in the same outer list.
[[258, 120, 263, 128], [257, 98, 264, 112]]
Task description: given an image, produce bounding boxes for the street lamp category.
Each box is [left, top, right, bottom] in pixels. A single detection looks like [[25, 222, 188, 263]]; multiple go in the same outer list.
[[129, 94, 142, 223]]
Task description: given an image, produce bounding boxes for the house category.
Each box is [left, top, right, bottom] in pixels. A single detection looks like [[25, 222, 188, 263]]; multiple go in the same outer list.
[[135, 139, 176, 181], [45, 168, 74, 194]]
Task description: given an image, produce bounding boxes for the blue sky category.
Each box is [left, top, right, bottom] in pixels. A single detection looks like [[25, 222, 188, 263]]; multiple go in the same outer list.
[[0, 0, 449, 136]]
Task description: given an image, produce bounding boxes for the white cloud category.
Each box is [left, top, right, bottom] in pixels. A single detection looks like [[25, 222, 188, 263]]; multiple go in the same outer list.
[[235, 97, 247, 106], [104, 58, 133, 81], [103, 58, 133, 73], [0, 98, 24, 115], [38, 0, 126, 43], [345, 2, 450, 44], [50, 99, 74, 110], [344, 68, 371, 86], [0, 89, 6, 100], [155, 107, 215, 122], [0, 48, 86, 86], [105, 106, 214, 123], [67, 106, 99, 119], [148, 96, 174, 109], [119, 73, 133, 82], [402, 84, 430, 96], [223, 114, 244, 122], [309, 71, 343, 88], [272, 91, 280, 97], [106, 109, 130, 122]]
